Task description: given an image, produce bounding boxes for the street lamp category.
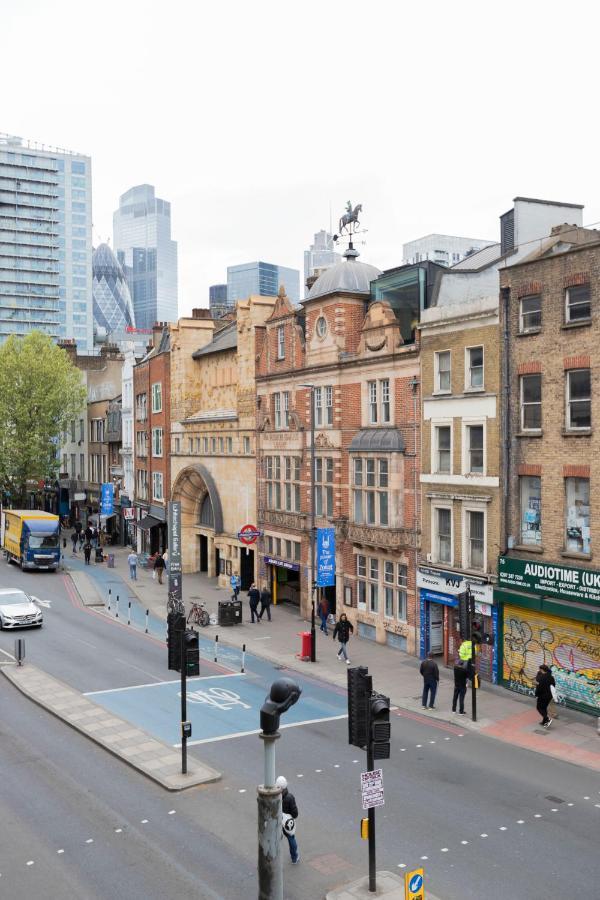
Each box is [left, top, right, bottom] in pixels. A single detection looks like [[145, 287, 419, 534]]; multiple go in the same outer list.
[[299, 383, 317, 662]]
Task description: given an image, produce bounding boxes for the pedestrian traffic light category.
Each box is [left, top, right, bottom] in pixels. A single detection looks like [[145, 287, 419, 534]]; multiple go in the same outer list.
[[458, 590, 471, 640], [167, 612, 185, 671], [471, 620, 483, 644], [184, 629, 200, 677], [370, 692, 391, 760], [348, 666, 370, 748]]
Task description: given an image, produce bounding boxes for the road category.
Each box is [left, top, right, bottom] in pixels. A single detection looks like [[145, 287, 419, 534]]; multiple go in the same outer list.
[[1, 560, 599, 899]]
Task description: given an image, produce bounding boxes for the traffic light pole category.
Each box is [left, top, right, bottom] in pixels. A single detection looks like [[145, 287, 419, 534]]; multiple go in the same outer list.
[[366, 735, 376, 893], [180, 629, 187, 774]]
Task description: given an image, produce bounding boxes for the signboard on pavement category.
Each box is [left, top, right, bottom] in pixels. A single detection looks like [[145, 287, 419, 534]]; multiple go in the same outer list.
[[316, 527, 335, 587], [405, 867, 425, 899], [361, 768, 384, 810]]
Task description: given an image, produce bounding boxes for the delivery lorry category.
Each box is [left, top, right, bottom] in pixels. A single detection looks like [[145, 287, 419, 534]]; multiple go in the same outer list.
[[2, 510, 61, 571]]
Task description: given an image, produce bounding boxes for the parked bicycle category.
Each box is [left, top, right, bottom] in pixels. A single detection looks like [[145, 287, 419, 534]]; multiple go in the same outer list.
[[187, 601, 210, 627]]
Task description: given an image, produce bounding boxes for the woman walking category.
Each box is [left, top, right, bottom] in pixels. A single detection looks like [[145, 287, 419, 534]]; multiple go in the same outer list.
[[333, 612, 354, 664], [535, 663, 555, 728]]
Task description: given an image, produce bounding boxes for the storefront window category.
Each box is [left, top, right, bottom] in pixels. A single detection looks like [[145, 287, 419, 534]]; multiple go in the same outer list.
[[520, 476, 541, 545], [565, 477, 590, 554]]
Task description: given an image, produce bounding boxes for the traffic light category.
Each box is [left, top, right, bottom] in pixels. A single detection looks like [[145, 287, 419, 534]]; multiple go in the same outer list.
[[370, 692, 391, 760], [348, 666, 370, 748], [471, 620, 483, 644], [167, 611, 185, 671], [458, 590, 471, 640], [184, 629, 200, 677]]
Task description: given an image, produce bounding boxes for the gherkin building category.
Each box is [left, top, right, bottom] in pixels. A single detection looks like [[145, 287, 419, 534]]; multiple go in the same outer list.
[[92, 243, 135, 333]]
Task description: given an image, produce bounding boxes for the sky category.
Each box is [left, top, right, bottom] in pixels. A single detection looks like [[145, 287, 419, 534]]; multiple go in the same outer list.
[[4, 0, 600, 316]]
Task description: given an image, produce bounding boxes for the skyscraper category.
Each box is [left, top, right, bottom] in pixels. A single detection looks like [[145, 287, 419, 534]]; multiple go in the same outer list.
[[304, 229, 339, 287], [113, 184, 178, 329], [209, 283, 230, 318], [0, 133, 93, 350], [227, 261, 300, 305], [92, 243, 135, 334]]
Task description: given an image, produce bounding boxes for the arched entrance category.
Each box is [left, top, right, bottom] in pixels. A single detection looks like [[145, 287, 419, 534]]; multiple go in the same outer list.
[[171, 464, 224, 576]]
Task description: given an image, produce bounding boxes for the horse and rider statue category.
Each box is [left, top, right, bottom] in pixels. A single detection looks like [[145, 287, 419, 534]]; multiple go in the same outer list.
[[339, 201, 362, 235]]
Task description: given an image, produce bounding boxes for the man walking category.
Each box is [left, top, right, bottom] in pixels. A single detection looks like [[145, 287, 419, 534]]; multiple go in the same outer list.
[[535, 663, 555, 728], [276, 776, 300, 864], [154, 552, 166, 585], [333, 612, 354, 664], [318, 597, 329, 635], [451, 658, 471, 714], [83, 541, 92, 566], [420, 652, 439, 709], [71, 530, 78, 554], [128, 549, 138, 581], [258, 584, 272, 621], [248, 582, 261, 623], [230, 571, 241, 599]]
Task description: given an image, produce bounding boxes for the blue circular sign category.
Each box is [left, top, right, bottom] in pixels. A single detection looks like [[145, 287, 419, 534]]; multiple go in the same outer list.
[[409, 874, 423, 892]]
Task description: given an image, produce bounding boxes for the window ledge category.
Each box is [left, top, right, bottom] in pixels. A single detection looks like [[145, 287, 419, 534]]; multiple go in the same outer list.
[[561, 319, 591, 330], [464, 386, 485, 394], [517, 328, 541, 337], [514, 544, 544, 554], [560, 551, 592, 561], [516, 430, 543, 438], [432, 390, 452, 397], [561, 428, 591, 437]]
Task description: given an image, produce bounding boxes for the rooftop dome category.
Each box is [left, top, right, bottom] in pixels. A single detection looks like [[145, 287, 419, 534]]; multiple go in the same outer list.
[[92, 243, 135, 333], [306, 249, 382, 301]]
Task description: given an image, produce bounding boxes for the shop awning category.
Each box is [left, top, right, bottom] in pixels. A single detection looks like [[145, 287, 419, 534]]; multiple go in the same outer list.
[[138, 515, 161, 530]]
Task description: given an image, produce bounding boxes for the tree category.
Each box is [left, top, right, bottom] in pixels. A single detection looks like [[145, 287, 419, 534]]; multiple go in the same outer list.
[[0, 332, 87, 506]]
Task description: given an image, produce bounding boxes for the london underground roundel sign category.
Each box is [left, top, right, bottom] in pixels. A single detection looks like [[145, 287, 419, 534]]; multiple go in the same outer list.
[[238, 524, 261, 545]]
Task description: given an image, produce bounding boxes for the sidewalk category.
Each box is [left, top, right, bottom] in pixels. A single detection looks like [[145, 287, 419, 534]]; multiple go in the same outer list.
[[66, 543, 600, 772]]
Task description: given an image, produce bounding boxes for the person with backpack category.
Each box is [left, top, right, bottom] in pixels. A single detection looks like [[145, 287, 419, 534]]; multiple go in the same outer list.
[[276, 776, 300, 864], [535, 663, 556, 728], [333, 612, 354, 664], [153, 552, 166, 584], [451, 658, 472, 715]]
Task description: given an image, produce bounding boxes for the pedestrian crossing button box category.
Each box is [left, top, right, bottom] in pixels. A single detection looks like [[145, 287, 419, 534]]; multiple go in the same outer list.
[[182, 721, 192, 739]]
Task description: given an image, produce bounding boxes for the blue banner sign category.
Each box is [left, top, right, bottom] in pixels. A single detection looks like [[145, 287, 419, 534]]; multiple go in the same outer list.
[[316, 527, 335, 587], [100, 482, 114, 516]]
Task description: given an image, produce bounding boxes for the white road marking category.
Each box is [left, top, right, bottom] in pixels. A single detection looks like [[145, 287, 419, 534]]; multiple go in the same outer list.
[[517, 820, 524, 824], [397, 863, 406, 868], [400, 748, 406, 752], [0, 647, 16, 661], [334, 764, 340, 768], [26, 861, 34, 866], [168, 810, 176, 815], [567, 803, 574, 807], [416, 744, 422, 748], [551, 809, 558, 812], [429, 740, 436, 744], [296, 774, 303, 778], [441, 847, 448, 852], [57, 850, 64, 854], [315, 769, 322, 773], [115, 828, 122, 833], [141, 819, 148, 824], [444, 737, 451, 741], [72, 637, 98, 649], [176, 713, 348, 748], [534, 814, 542, 818], [480, 834, 488, 838], [238, 789, 246, 794], [86, 839, 93, 844], [353, 760, 359, 764], [420, 855, 428, 860], [461, 840, 469, 845], [499, 826, 507, 831], [85, 671, 242, 695], [584, 796, 590, 800]]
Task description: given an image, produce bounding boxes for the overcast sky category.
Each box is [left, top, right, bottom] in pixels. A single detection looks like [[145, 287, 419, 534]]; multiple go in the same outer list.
[[4, 1, 599, 315]]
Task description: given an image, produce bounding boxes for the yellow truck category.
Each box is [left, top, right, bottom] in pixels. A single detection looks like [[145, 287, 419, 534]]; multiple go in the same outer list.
[[2, 510, 61, 571]]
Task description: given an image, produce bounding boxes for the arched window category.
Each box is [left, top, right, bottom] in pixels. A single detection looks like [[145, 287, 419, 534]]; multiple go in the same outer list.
[[199, 493, 214, 527]]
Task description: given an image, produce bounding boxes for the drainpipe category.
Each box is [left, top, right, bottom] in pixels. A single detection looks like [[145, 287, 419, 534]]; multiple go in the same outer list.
[[409, 377, 420, 540], [500, 287, 511, 553]]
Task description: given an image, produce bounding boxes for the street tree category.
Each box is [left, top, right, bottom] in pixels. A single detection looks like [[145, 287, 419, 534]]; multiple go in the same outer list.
[[0, 331, 87, 506]]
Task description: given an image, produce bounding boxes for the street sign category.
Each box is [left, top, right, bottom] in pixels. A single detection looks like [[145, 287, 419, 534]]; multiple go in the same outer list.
[[123, 507, 135, 520], [361, 768, 384, 810], [316, 526, 335, 586], [238, 524, 261, 545], [405, 867, 424, 899]]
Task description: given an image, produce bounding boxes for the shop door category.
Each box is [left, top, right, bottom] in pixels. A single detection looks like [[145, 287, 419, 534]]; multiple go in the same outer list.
[[199, 535, 208, 573], [240, 548, 254, 590], [322, 585, 336, 616], [429, 603, 444, 655]]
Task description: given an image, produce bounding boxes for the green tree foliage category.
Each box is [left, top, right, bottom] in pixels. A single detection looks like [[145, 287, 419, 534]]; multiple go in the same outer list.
[[0, 332, 87, 505]]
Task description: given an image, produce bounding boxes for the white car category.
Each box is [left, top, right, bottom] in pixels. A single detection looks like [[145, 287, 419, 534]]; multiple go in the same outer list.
[[0, 589, 43, 629]]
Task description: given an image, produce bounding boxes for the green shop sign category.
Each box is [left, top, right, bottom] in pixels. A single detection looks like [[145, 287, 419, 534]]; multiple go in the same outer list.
[[498, 556, 600, 606]]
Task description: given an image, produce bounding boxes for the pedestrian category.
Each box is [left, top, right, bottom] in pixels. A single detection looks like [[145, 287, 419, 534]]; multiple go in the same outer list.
[[230, 571, 241, 599], [78, 531, 84, 550], [83, 541, 92, 565], [247, 582, 261, 623], [275, 776, 300, 865], [162, 548, 169, 572], [452, 658, 471, 715], [535, 663, 556, 728], [420, 651, 440, 709], [154, 552, 165, 585], [71, 530, 78, 554], [318, 597, 329, 635], [258, 585, 272, 622], [84, 525, 93, 544], [333, 612, 354, 664], [127, 549, 138, 581], [91, 525, 98, 549]]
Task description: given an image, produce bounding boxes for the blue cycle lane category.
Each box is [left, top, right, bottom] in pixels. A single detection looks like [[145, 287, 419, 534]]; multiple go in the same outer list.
[[67, 555, 348, 748]]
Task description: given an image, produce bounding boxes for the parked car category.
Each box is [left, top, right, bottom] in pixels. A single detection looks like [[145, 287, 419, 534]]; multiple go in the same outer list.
[[0, 589, 43, 629]]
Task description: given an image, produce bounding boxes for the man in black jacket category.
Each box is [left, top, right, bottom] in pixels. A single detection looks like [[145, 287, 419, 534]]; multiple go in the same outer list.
[[276, 776, 299, 864], [452, 659, 472, 714], [258, 586, 272, 622], [419, 652, 439, 709], [247, 583, 261, 624]]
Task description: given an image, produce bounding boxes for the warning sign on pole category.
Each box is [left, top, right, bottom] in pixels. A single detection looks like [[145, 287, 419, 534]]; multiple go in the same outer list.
[[360, 768, 384, 810]]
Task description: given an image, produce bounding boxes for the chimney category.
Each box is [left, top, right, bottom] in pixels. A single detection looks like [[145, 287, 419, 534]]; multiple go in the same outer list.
[[192, 307, 212, 319], [58, 338, 77, 362]]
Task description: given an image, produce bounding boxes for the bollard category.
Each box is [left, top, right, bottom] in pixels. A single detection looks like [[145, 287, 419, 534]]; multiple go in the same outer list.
[[214, 634, 219, 663], [116, 595, 120, 618], [107, 591, 111, 613], [127, 601, 131, 626], [241, 643, 246, 674], [14, 638, 25, 666], [145, 609, 149, 634]]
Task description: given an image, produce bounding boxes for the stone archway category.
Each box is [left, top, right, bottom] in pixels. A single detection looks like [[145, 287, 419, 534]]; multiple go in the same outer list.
[[171, 464, 224, 574]]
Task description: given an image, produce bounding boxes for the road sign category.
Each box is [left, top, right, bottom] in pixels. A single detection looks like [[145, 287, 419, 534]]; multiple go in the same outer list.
[[123, 507, 135, 520], [238, 524, 261, 545], [405, 867, 424, 900], [361, 768, 384, 810]]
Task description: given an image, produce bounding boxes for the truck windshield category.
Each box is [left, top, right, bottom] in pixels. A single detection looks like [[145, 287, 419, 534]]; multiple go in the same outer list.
[[28, 533, 59, 549]]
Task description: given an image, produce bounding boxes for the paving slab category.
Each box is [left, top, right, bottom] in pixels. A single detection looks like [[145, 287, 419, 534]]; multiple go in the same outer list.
[[326, 870, 442, 900]]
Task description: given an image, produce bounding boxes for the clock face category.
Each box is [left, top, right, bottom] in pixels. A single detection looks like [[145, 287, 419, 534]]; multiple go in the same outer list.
[[316, 316, 327, 338]]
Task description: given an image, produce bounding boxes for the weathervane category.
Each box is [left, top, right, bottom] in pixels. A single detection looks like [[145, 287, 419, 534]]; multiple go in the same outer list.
[[333, 201, 366, 257]]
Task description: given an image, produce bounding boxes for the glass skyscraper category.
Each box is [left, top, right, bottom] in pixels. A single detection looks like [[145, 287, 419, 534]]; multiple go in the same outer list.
[[92, 243, 135, 334], [227, 261, 300, 305], [0, 133, 93, 350], [113, 184, 178, 330], [209, 283, 230, 318]]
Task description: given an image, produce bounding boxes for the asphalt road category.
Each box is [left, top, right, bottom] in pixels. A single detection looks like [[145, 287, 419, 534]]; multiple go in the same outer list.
[[1, 561, 600, 899]]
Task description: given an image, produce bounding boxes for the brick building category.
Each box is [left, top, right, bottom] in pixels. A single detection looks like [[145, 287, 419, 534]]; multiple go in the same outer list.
[[255, 253, 422, 653], [132, 324, 171, 554], [497, 224, 600, 713]]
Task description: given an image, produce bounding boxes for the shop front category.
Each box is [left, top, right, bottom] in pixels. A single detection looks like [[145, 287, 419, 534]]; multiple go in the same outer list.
[[496, 556, 600, 715], [263, 555, 301, 606], [418, 567, 497, 683]]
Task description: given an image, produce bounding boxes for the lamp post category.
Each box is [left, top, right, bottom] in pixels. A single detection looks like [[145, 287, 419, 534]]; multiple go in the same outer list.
[[300, 383, 317, 662]]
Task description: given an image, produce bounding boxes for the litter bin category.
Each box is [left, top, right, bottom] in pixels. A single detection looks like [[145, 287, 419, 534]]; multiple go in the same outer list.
[[218, 601, 236, 626], [95, 548, 104, 563], [107, 553, 115, 569], [298, 631, 312, 660], [230, 599, 242, 624]]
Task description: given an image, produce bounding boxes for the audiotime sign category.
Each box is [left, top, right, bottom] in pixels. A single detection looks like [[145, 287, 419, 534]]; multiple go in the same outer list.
[[498, 556, 600, 605]]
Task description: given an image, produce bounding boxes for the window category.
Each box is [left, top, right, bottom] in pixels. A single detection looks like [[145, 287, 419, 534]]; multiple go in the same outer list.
[[174, 437, 181, 453], [152, 472, 164, 500], [219, 437, 224, 452], [316, 316, 327, 338], [135, 393, 147, 421], [466, 347, 484, 390], [466, 425, 484, 473], [274, 393, 281, 429], [384, 561, 394, 618], [352, 457, 389, 526], [79, 454, 85, 480], [520, 476, 541, 545], [274, 392, 289, 429], [565, 284, 591, 323], [79, 418, 84, 442], [70, 420, 76, 442], [195, 437, 201, 453], [520, 374, 542, 430], [566, 369, 591, 429], [435, 351, 451, 392], [565, 477, 590, 554], [368, 381, 378, 423], [136, 468, 148, 500], [282, 392, 290, 428], [70, 453, 76, 477], [435, 507, 452, 563], [315, 457, 334, 517], [152, 427, 163, 457], [381, 379, 390, 422], [466, 509, 485, 570], [277, 325, 285, 359], [397, 564, 407, 621], [356, 555, 367, 608], [520, 294, 542, 332], [314, 386, 334, 426], [434, 425, 451, 473], [135, 431, 148, 457], [203, 437, 208, 453], [266, 455, 284, 510], [367, 380, 390, 424], [227, 437, 233, 453], [243, 436, 251, 454], [284, 456, 301, 512], [151, 382, 162, 413]]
